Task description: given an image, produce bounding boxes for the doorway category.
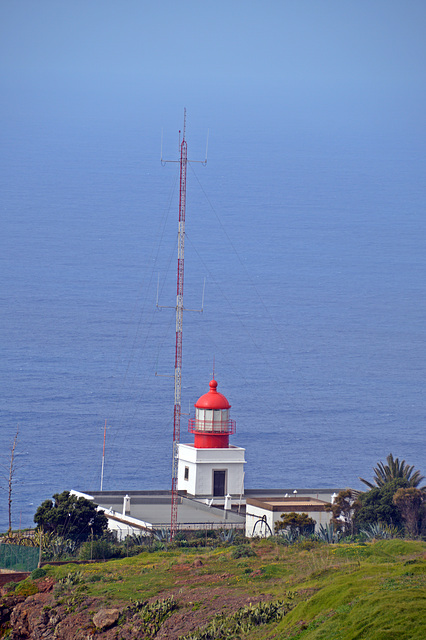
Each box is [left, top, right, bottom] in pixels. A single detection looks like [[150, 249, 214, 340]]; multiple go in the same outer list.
[[213, 470, 226, 497]]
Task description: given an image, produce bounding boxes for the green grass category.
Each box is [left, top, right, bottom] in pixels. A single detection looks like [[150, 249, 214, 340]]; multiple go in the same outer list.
[[276, 541, 426, 640], [36, 539, 426, 639]]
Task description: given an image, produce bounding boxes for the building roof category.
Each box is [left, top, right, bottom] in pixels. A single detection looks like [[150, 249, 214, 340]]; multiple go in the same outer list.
[[245, 488, 341, 503], [81, 490, 245, 529], [246, 496, 330, 513], [195, 379, 231, 410]]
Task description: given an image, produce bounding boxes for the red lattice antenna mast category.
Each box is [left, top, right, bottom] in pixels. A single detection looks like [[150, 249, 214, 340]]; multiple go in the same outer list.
[[160, 110, 207, 539], [171, 110, 187, 537]]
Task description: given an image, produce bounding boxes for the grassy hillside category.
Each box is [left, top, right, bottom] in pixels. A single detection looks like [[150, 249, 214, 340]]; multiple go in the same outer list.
[[2, 538, 425, 639]]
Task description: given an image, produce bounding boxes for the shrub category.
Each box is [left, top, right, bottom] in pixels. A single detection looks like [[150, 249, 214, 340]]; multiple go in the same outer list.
[[296, 539, 320, 551], [78, 539, 117, 561], [180, 598, 293, 639], [2, 581, 18, 593], [354, 478, 408, 529], [194, 529, 217, 540], [31, 567, 47, 580], [174, 531, 187, 542], [122, 597, 178, 633], [232, 545, 257, 559], [14, 579, 38, 597], [86, 573, 102, 582], [274, 512, 315, 536]]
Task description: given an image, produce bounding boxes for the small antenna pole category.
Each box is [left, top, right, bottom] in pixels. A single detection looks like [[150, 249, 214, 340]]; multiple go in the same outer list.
[[156, 274, 160, 308], [201, 277, 206, 312], [100, 420, 109, 492], [204, 129, 209, 165], [160, 128, 164, 165]]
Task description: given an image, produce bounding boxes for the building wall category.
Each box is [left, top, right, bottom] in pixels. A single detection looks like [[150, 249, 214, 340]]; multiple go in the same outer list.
[[177, 443, 245, 497], [106, 520, 150, 541], [245, 503, 332, 538]]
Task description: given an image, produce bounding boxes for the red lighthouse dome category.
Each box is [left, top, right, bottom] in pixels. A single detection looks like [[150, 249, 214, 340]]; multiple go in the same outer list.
[[189, 379, 236, 448]]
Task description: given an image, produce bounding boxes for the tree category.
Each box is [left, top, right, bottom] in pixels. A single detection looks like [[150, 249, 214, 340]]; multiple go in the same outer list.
[[359, 454, 424, 490], [274, 512, 316, 536], [0, 425, 19, 533], [326, 489, 356, 536], [353, 478, 409, 530], [393, 487, 424, 538], [34, 491, 108, 542]]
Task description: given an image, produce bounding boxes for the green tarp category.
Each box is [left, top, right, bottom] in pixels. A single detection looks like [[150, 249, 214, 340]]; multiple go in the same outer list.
[[0, 543, 39, 572]]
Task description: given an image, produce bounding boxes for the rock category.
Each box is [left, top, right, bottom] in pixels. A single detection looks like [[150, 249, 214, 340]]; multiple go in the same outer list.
[[92, 608, 120, 630], [37, 577, 55, 593], [48, 611, 62, 626]]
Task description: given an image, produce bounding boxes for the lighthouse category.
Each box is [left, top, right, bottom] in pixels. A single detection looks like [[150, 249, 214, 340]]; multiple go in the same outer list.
[[177, 379, 246, 502]]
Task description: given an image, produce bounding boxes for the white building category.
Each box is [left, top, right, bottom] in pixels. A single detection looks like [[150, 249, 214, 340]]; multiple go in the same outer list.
[[245, 495, 333, 538], [78, 379, 341, 539], [177, 379, 246, 506], [72, 490, 245, 541]]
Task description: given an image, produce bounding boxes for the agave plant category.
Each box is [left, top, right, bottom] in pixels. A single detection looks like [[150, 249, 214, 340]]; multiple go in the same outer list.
[[59, 570, 83, 587], [360, 522, 402, 540], [153, 527, 171, 542], [126, 533, 150, 546], [276, 529, 300, 544], [316, 523, 340, 544], [219, 528, 236, 544], [359, 454, 424, 490], [43, 534, 79, 559]]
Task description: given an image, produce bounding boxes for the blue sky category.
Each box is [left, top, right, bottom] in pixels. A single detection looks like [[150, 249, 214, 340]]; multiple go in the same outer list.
[[2, 1, 425, 86], [1, 1, 425, 135]]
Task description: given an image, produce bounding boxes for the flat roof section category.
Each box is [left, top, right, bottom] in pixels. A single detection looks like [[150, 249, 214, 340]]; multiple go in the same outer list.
[[83, 490, 246, 528], [247, 497, 330, 513], [245, 488, 341, 500]]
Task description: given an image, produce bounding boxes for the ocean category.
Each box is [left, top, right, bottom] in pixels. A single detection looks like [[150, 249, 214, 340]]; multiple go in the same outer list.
[[1, 99, 425, 532]]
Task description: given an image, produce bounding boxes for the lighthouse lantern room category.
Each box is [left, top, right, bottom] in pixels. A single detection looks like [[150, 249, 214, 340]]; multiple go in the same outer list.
[[177, 379, 246, 501]]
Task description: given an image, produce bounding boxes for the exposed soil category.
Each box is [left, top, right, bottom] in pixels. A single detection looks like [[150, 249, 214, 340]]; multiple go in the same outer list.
[[2, 570, 271, 640]]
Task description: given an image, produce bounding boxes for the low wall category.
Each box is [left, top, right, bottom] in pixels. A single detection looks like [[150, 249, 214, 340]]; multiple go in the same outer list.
[[0, 572, 30, 589]]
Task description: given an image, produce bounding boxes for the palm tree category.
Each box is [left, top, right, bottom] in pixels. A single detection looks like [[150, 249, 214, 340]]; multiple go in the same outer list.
[[359, 454, 424, 490]]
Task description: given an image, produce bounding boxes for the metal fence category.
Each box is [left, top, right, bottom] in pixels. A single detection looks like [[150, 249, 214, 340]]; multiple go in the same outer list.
[[0, 543, 39, 572]]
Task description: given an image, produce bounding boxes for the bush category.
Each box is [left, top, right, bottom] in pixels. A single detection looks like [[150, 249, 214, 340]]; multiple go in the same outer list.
[[354, 479, 408, 530], [274, 512, 316, 536], [86, 573, 102, 582], [2, 581, 18, 593], [232, 545, 257, 559], [14, 579, 38, 597], [78, 539, 118, 561], [31, 567, 47, 580], [180, 598, 293, 639], [174, 532, 187, 542], [194, 529, 217, 540]]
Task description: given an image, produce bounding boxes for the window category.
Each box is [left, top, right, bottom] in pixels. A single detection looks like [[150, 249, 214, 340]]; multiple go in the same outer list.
[[184, 466, 189, 481]]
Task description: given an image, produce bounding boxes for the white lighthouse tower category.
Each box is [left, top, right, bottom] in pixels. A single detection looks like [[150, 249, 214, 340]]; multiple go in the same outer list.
[[177, 379, 246, 503]]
